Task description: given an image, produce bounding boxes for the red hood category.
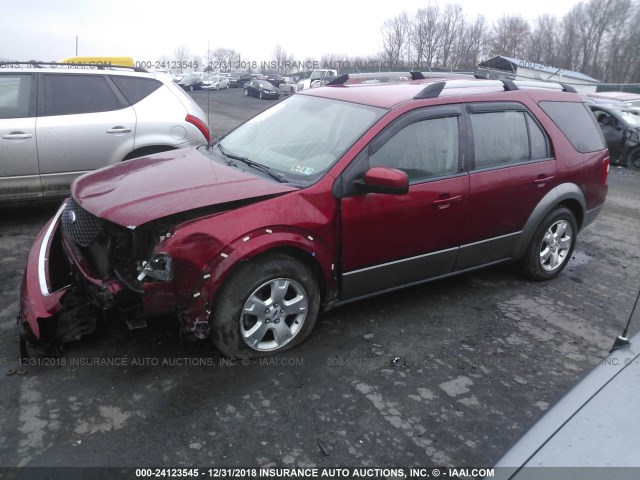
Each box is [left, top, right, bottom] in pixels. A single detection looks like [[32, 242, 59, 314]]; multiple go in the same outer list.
[[72, 147, 296, 227]]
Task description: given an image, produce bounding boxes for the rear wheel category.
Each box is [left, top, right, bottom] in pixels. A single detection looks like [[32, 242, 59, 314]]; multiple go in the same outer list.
[[210, 254, 320, 358], [520, 207, 578, 280], [215, 84, 219, 91], [244, 89, 248, 96]]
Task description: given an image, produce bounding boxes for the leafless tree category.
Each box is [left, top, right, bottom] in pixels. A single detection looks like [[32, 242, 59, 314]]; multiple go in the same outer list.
[[174, 45, 190, 73], [455, 15, 491, 71], [211, 48, 239, 72], [381, 12, 410, 66], [439, 4, 464, 68], [527, 15, 559, 67], [491, 15, 531, 58], [412, 5, 442, 68], [272, 44, 294, 74]]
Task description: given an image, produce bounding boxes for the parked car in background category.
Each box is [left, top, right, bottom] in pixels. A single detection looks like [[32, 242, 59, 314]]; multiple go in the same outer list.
[[243, 79, 280, 99], [278, 77, 296, 95], [202, 75, 229, 90], [296, 69, 338, 91], [589, 91, 640, 109], [589, 104, 640, 168], [266, 74, 284, 88], [228, 71, 252, 87], [0, 62, 210, 202], [177, 73, 203, 91], [19, 76, 608, 361]]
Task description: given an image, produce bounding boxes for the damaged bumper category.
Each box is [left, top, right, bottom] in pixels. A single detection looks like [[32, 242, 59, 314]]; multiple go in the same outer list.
[[18, 201, 178, 352], [19, 202, 72, 352]]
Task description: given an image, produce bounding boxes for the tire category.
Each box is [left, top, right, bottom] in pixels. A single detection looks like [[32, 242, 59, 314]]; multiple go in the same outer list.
[[226, 83, 229, 89], [259, 91, 264, 100], [189, 85, 194, 92], [627, 147, 640, 170], [215, 84, 219, 91], [244, 89, 248, 96], [520, 207, 578, 281], [210, 253, 320, 358]]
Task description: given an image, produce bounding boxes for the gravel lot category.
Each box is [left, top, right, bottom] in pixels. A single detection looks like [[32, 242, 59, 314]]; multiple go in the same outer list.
[[1, 86, 639, 470]]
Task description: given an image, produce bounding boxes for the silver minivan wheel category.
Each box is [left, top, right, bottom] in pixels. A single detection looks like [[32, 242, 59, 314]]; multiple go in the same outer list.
[[520, 207, 577, 281], [210, 253, 320, 358], [239, 278, 308, 352], [539, 220, 573, 272]]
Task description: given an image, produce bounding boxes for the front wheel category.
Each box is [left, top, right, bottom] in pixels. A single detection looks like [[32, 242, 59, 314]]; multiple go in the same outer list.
[[520, 207, 578, 281], [215, 84, 219, 91], [244, 89, 248, 96], [259, 91, 264, 99], [189, 85, 194, 92], [210, 254, 320, 358]]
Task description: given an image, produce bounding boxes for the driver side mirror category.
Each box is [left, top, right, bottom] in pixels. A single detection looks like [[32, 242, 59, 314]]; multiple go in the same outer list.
[[354, 167, 409, 195]]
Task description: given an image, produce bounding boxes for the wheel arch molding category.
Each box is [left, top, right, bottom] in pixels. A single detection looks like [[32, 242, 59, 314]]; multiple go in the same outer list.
[[178, 227, 336, 339], [515, 183, 586, 259]]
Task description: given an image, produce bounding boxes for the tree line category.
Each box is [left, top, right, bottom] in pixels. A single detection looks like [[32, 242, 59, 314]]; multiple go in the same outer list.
[[379, 0, 640, 83]]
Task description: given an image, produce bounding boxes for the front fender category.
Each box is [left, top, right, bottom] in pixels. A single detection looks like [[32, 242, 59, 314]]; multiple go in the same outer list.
[[178, 226, 336, 338], [514, 183, 586, 259]]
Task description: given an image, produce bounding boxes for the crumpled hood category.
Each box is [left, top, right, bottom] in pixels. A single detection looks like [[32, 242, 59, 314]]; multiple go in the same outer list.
[[72, 147, 296, 227]]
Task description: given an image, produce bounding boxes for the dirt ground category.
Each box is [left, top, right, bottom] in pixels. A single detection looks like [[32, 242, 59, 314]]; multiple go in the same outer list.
[[1, 87, 639, 470]]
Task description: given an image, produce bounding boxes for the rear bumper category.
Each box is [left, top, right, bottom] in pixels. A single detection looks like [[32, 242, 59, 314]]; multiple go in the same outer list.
[[583, 203, 604, 230]]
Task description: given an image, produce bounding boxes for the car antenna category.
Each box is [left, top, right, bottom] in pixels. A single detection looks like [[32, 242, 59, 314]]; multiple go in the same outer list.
[[610, 285, 640, 352]]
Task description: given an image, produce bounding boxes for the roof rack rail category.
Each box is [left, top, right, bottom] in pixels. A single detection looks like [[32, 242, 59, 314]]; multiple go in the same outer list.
[[413, 78, 580, 100], [0, 61, 148, 73], [325, 71, 476, 87], [410, 71, 476, 80], [512, 80, 577, 93]]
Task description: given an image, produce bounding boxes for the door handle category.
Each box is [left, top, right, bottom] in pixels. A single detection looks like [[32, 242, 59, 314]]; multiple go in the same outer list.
[[433, 194, 463, 209], [533, 175, 554, 187], [106, 127, 132, 134], [2, 132, 32, 140]]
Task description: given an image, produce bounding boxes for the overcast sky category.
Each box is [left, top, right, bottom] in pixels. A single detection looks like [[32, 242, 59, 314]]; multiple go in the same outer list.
[[1, 0, 583, 64]]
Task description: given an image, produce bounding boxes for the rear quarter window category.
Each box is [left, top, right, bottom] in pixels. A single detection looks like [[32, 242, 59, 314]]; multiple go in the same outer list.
[[111, 76, 161, 104], [539, 101, 606, 153]]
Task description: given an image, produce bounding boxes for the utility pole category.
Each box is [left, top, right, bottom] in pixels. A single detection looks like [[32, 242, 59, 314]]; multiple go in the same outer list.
[[75, 35, 78, 56]]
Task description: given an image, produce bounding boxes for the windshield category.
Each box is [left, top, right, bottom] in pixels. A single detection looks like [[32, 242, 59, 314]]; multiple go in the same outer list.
[[217, 94, 385, 185]]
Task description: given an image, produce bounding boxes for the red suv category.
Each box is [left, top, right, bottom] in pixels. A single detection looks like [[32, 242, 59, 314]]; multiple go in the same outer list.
[[19, 75, 609, 359]]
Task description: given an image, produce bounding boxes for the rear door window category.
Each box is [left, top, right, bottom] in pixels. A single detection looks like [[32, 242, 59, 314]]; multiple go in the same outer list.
[[42, 74, 124, 116], [470, 109, 550, 169]]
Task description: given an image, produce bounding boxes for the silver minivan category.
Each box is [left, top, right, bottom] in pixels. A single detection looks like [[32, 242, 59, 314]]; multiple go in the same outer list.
[[0, 63, 210, 202]]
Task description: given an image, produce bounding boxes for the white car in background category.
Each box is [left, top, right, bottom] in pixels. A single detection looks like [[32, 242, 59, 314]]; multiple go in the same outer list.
[[0, 62, 210, 202], [202, 75, 229, 90]]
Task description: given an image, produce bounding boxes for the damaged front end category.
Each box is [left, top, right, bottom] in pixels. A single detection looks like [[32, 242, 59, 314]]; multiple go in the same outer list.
[[18, 198, 178, 358]]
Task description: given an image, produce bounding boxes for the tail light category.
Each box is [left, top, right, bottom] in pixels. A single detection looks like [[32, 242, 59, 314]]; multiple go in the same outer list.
[[186, 114, 211, 143], [601, 156, 610, 186]]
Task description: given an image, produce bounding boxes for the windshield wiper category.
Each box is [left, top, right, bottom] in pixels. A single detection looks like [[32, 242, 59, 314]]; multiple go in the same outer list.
[[217, 145, 288, 183]]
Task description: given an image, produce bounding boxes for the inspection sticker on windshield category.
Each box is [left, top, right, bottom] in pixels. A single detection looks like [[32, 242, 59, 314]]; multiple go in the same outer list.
[[290, 165, 315, 175]]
